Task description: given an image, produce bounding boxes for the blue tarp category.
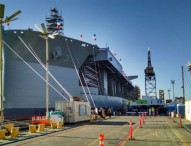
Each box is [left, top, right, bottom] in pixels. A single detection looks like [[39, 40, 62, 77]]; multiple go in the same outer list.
[[167, 101, 178, 107], [177, 103, 185, 117], [166, 101, 178, 113]]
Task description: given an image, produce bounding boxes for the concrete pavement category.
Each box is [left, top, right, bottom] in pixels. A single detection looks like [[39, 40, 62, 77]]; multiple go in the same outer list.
[[1, 115, 191, 146]]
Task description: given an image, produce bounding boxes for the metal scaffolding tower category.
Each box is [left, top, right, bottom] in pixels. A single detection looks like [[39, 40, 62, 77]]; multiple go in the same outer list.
[[144, 48, 157, 98]]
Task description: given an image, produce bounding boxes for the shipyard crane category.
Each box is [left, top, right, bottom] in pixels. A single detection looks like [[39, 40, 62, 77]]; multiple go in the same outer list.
[[144, 48, 157, 98], [0, 4, 21, 122]]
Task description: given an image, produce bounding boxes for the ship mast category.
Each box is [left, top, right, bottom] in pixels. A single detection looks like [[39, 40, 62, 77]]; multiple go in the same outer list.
[[46, 8, 63, 35]]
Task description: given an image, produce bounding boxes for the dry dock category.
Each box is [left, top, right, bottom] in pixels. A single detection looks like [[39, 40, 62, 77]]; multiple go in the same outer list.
[[2, 115, 191, 146]]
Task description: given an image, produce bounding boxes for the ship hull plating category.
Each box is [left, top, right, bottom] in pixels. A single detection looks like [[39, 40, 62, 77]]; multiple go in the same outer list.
[[3, 30, 129, 120]]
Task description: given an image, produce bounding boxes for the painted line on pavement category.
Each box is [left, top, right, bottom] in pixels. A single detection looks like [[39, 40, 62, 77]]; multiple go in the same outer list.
[[16, 125, 87, 146], [118, 124, 139, 146], [88, 123, 130, 146], [166, 119, 188, 146]]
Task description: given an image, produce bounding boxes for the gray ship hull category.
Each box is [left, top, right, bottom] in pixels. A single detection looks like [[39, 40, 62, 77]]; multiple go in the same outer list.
[[3, 30, 131, 120]]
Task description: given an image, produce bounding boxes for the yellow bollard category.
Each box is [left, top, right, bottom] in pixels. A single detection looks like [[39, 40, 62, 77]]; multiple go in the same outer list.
[[97, 115, 101, 120], [3, 123, 14, 134], [11, 127, 19, 138], [90, 115, 94, 122], [29, 125, 36, 133], [0, 130, 5, 139], [89, 115, 91, 122], [51, 122, 57, 129], [57, 121, 63, 128], [37, 124, 45, 132]]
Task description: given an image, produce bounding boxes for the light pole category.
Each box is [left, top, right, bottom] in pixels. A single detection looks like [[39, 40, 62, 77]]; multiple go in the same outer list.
[[45, 36, 49, 119], [181, 65, 185, 104], [171, 80, 175, 101], [37, 24, 49, 119], [0, 4, 21, 121], [35, 23, 58, 119], [167, 89, 170, 100], [187, 61, 191, 99]]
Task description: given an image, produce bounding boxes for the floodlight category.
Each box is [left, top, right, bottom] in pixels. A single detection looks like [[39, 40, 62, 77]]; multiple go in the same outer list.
[[4, 10, 21, 23], [187, 61, 191, 71], [41, 23, 47, 35], [0, 4, 5, 18]]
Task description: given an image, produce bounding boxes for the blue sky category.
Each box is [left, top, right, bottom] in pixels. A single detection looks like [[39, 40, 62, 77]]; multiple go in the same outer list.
[[1, 0, 191, 100]]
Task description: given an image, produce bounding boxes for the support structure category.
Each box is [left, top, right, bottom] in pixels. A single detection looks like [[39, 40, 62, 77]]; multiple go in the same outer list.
[[144, 48, 157, 98], [35, 23, 50, 119], [45, 36, 49, 119], [181, 66, 185, 104], [0, 4, 21, 122], [187, 61, 191, 99], [167, 89, 171, 100], [0, 7, 3, 122]]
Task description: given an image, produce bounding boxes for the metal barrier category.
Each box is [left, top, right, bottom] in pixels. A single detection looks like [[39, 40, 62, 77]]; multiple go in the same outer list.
[[31, 116, 51, 126]]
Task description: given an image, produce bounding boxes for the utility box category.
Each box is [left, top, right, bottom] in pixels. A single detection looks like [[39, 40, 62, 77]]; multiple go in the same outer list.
[[55, 101, 91, 123]]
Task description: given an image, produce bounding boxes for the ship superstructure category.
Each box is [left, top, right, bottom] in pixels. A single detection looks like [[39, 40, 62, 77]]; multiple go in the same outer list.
[[46, 8, 63, 34]]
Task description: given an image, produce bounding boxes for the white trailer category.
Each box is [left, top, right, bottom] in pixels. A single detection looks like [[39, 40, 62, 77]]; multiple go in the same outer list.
[[55, 101, 91, 123]]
